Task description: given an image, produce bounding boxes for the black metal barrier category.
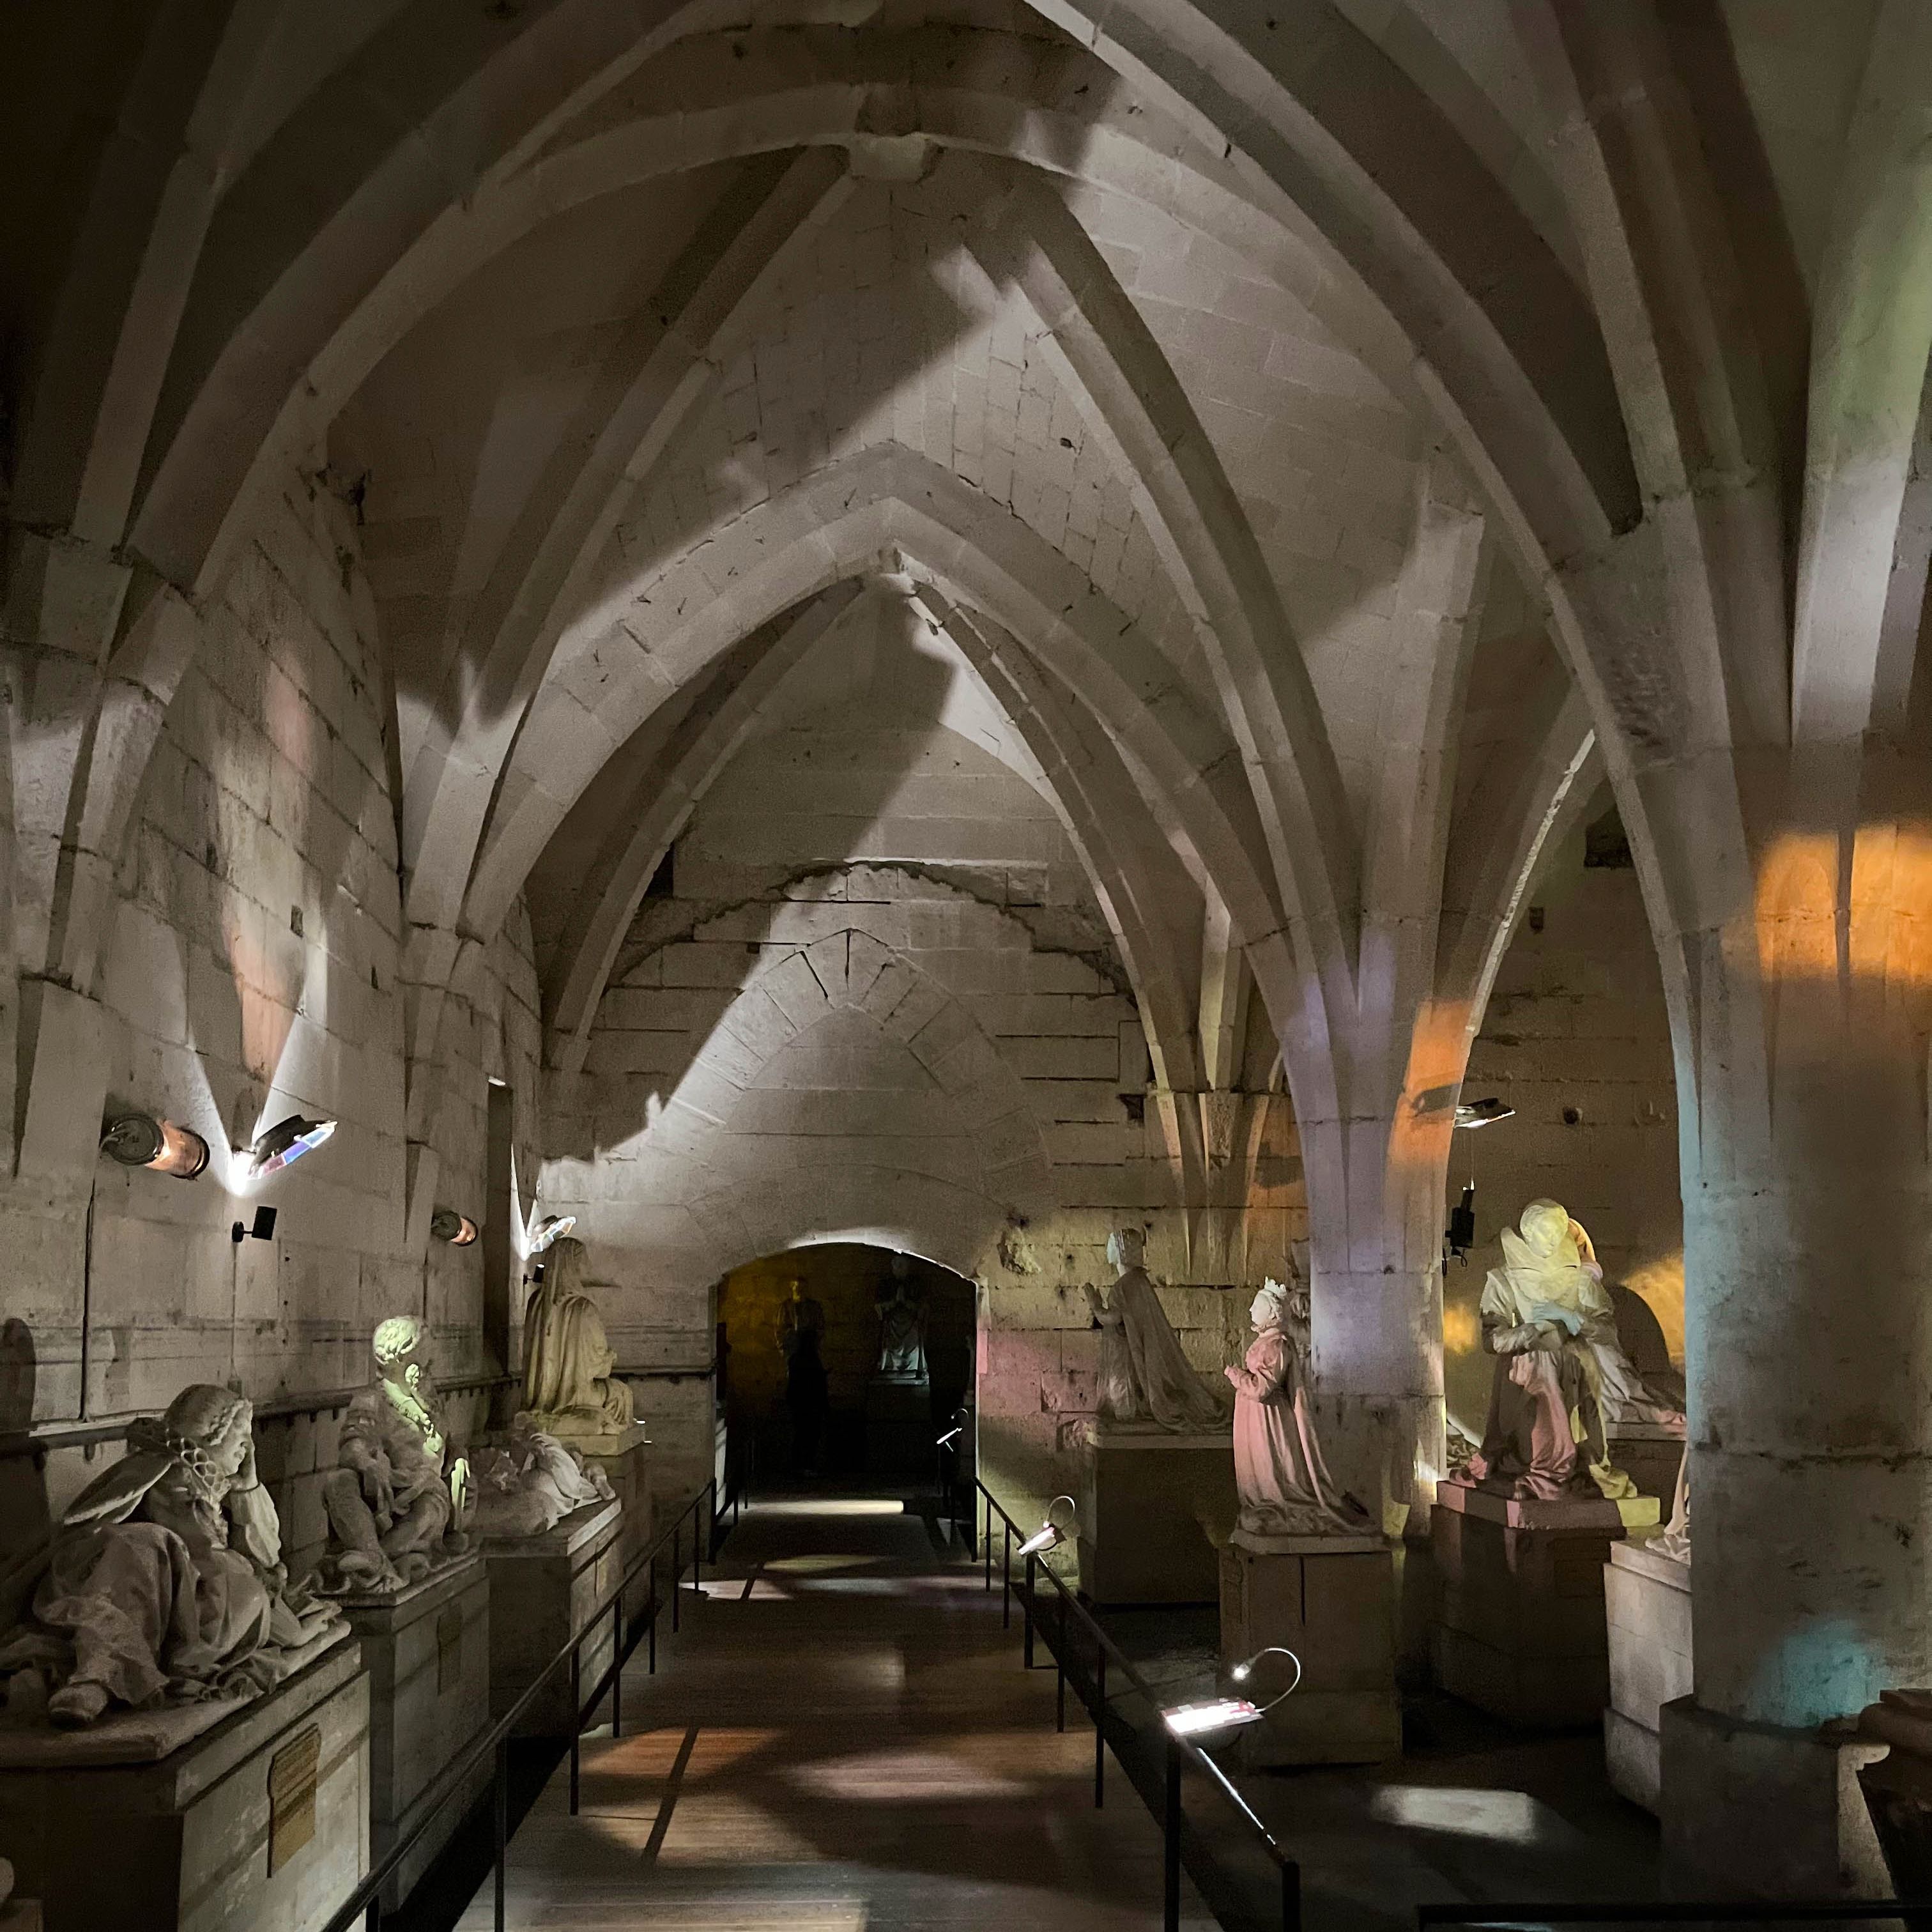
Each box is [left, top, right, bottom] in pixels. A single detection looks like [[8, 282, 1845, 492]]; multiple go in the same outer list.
[[1420, 1907, 1932, 1928], [321, 1466, 744, 1932], [976, 1478, 1298, 1932]]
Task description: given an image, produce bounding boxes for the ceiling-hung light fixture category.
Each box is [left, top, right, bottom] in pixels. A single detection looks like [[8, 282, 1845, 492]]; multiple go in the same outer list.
[[431, 1208, 480, 1246], [1453, 1096, 1515, 1129], [248, 1114, 337, 1177], [527, 1213, 576, 1254], [1018, 1494, 1077, 1558], [100, 1112, 210, 1180], [1162, 1646, 1303, 1738]]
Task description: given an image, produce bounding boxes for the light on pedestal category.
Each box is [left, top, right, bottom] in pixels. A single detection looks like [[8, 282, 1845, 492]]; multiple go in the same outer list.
[[1162, 1646, 1302, 1738], [1018, 1494, 1077, 1558]]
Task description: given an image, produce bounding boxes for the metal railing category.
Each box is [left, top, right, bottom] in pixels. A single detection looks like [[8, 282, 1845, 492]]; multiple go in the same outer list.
[[1420, 1906, 1931, 1928], [976, 1479, 1298, 1932], [321, 1468, 744, 1932]]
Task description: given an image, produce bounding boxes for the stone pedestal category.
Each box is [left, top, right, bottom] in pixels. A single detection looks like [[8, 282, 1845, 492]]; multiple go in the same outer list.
[[339, 1556, 491, 1908], [1219, 1531, 1400, 1765], [864, 1376, 930, 1475], [1606, 1423, 1685, 1520], [1430, 1480, 1646, 1726], [0, 1638, 369, 1932], [480, 1498, 620, 1736], [1077, 1422, 1235, 1606], [532, 1422, 652, 1617], [1603, 1538, 1690, 1812], [1661, 1696, 1887, 1897]]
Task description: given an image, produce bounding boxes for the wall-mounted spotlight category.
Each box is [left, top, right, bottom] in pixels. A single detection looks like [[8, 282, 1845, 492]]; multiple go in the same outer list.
[[527, 1213, 576, 1254], [1453, 1096, 1515, 1129], [935, 1424, 963, 1449], [101, 1112, 209, 1180], [231, 1206, 279, 1245], [1018, 1494, 1077, 1558], [1162, 1646, 1302, 1738], [431, 1208, 480, 1246], [247, 1114, 337, 1177]]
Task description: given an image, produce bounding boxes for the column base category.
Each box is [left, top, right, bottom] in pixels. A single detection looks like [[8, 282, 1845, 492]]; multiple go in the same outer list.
[[1660, 1696, 1887, 1896], [1604, 1539, 1692, 1814]]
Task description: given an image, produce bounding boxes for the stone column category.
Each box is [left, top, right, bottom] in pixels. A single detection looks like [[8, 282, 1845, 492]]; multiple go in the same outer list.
[[1646, 753, 1932, 1894]]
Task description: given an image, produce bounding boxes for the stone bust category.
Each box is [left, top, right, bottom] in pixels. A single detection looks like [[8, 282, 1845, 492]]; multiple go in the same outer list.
[[319, 1315, 472, 1594], [521, 1237, 634, 1436]]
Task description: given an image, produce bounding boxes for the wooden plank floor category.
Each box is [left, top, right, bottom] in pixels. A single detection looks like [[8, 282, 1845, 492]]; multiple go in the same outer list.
[[457, 1494, 1210, 1929]]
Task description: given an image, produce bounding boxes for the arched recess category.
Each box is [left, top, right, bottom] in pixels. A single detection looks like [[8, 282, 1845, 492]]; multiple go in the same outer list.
[[544, 925, 1055, 1298]]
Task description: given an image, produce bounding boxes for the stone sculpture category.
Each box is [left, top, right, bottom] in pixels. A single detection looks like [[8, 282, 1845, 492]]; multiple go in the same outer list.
[[521, 1236, 634, 1434], [1466, 1199, 1684, 1503], [1082, 1226, 1228, 1431], [1225, 1276, 1368, 1537], [319, 1315, 473, 1595], [779, 1280, 829, 1474], [1652, 1452, 1690, 1564], [0, 1386, 340, 1727], [468, 1415, 615, 1539], [875, 1256, 927, 1380]]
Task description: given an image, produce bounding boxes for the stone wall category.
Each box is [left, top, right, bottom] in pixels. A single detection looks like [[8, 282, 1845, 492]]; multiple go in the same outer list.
[[0, 461, 542, 1576]]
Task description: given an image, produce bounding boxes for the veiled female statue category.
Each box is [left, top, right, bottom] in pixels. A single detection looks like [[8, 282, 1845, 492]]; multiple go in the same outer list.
[[0, 1386, 339, 1726], [521, 1236, 634, 1433], [1225, 1278, 1368, 1537], [1466, 1199, 1684, 1503], [1082, 1227, 1227, 1432]]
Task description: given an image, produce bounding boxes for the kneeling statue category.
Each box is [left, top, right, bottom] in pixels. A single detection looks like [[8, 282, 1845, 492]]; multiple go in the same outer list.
[[1466, 1199, 1683, 1503]]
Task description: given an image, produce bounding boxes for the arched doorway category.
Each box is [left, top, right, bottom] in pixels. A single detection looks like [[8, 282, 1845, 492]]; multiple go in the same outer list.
[[717, 1244, 976, 1483]]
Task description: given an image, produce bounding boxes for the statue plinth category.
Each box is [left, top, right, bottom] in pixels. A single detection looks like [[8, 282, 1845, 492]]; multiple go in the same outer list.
[[480, 1499, 620, 1736], [508, 1419, 650, 1616], [1430, 1475, 1646, 1726], [864, 1376, 930, 1475], [1077, 1419, 1234, 1606], [1218, 1532, 1399, 1766], [0, 1639, 367, 1932], [335, 1555, 491, 1909], [1604, 1535, 1691, 1813]]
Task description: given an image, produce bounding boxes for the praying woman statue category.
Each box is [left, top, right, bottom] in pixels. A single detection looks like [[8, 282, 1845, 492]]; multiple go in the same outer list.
[[1466, 1199, 1684, 1503], [521, 1236, 634, 1434], [1225, 1276, 1369, 1537], [1082, 1226, 1228, 1432]]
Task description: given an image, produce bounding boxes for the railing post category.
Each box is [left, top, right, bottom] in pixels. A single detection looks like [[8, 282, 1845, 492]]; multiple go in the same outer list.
[[1055, 1588, 1066, 1731], [569, 1648, 581, 1816], [611, 1593, 624, 1738], [1094, 1646, 1106, 1808], [494, 1733, 509, 1932], [648, 1558, 659, 1675], [672, 1522, 681, 1632], [1163, 1738, 1182, 1932], [1281, 1860, 1300, 1932], [983, 1491, 993, 1591], [1023, 1552, 1036, 1669], [365, 1897, 381, 1931], [694, 1496, 703, 1597], [1002, 1520, 1011, 1629]]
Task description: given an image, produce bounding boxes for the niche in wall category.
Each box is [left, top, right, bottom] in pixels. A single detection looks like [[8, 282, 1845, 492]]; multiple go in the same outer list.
[[717, 1243, 975, 1478]]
